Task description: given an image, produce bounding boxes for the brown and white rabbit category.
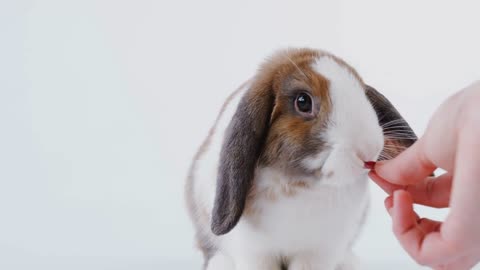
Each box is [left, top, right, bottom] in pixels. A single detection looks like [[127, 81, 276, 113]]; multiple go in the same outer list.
[[185, 48, 417, 270]]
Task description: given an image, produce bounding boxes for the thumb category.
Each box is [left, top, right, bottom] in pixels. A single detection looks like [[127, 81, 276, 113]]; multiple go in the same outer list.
[[375, 138, 437, 185]]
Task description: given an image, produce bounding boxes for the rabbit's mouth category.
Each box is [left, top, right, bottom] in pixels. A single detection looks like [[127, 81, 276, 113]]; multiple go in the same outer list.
[[305, 146, 379, 187], [298, 143, 380, 181]]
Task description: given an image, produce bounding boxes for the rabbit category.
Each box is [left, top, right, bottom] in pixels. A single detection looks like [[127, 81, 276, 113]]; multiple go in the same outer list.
[[185, 48, 418, 270]]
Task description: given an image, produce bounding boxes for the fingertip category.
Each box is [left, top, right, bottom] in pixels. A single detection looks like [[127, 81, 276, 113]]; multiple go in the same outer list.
[[374, 159, 395, 178], [368, 171, 380, 185], [374, 159, 405, 184], [375, 160, 386, 167], [368, 170, 379, 179], [368, 170, 379, 182], [384, 195, 393, 209], [372, 159, 386, 170], [369, 171, 403, 195], [392, 190, 416, 235], [384, 195, 394, 216]]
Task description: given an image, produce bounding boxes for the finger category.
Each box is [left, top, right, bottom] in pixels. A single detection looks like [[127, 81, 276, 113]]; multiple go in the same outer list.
[[375, 139, 437, 185], [370, 171, 404, 194], [404, 173, 452, 208], [371, 171, 452, 208], [391, 190, 458, 265], [391, 190, 421, 245], [384, 195, 393, 216], [385, 195, 421, 221]]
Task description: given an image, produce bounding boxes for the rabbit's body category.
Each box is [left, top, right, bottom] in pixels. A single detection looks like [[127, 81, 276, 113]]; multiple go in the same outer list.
[[186, 49, 417, 270], [207, 170, 368, 270]]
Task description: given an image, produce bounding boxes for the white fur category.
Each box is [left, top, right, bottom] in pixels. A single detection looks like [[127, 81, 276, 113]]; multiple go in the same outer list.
[[192, 55, 384, 270], [310, 56, 384, 186], [207, 252, 235, 270]]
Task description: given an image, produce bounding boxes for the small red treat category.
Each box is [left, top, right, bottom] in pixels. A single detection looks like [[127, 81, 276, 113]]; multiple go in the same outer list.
[[364, 161, 376, 170]]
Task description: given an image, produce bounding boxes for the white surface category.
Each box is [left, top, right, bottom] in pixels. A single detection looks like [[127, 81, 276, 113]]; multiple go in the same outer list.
[[1, 0, 479, 269]]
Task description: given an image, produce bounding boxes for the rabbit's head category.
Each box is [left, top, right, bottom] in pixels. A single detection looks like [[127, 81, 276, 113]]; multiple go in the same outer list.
[[211, 48, 416, 235]]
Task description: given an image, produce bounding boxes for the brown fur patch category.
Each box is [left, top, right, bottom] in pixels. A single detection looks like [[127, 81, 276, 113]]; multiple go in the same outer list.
[[281, 180, 310, 197], [255, 49, 336, 174]]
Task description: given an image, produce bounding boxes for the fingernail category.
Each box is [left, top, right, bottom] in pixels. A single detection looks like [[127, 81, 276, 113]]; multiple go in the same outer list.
[[364, 161, 376, 170]]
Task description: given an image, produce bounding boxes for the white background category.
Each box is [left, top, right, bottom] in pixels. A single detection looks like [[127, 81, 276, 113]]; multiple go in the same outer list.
[[1, 0, 479, 269]]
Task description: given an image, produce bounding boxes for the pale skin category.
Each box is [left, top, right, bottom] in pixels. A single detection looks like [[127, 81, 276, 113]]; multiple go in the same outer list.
[[369, 81, 480, 270]]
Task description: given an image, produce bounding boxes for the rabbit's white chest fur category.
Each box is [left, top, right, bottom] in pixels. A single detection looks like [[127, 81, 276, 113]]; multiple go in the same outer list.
[[218, 168, 369, 269]]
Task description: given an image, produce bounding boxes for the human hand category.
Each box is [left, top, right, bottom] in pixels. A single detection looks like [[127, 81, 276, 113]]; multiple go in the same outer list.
[[369, 81, 480, 269]]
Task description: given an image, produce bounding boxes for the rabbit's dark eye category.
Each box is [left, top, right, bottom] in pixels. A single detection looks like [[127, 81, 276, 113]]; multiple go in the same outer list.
[[295, 92, 313, 116]]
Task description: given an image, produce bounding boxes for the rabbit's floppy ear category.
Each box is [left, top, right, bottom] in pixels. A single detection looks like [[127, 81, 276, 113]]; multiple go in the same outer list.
[[211, 84, 274, 235], [365, 85, 417, 160]]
